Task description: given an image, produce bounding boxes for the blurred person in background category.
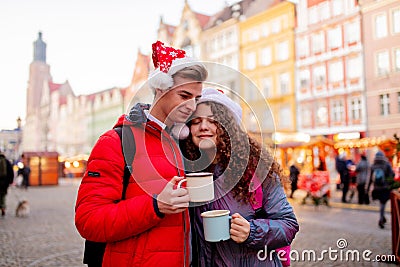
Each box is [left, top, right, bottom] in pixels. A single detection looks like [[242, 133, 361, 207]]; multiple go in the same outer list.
[[0, 151, 15, 216]]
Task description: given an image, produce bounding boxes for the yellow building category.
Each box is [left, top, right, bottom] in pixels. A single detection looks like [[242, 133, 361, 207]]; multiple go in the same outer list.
[[239, 1, 296, 135]]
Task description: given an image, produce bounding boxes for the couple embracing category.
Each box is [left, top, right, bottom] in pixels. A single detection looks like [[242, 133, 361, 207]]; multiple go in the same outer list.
[[75, 41, 299, 267]]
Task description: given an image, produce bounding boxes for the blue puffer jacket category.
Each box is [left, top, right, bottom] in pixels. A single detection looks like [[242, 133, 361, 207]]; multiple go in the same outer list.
[[190, 166, 299, 267]]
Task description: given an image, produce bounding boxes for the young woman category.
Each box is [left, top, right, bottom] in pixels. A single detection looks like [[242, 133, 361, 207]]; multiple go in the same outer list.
[[181, 88, 299, 266]]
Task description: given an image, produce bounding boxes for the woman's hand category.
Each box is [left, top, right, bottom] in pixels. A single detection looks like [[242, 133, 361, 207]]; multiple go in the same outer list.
[[230, 213, 250, 243]]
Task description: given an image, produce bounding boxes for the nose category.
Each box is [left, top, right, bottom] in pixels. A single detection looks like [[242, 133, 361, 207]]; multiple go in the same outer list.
[[199, 119, 209, 130], [185, 98, 196, 113]]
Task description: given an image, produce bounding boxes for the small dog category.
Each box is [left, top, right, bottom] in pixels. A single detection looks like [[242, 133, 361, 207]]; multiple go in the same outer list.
[[15, 200, 30, 217]]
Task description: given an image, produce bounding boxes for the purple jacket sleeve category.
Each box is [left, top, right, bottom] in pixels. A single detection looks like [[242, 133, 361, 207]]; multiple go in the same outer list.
[[244, 175, 299, 250]]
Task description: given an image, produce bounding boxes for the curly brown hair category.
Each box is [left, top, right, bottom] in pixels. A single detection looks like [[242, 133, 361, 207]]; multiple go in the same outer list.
[[180, 101, 284, 204]]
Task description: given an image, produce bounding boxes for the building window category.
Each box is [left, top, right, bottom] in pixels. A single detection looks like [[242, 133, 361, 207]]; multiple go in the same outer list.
[[329, 61, 343, 83], [261, 22, 269, 37], [328, 27, 342, 49], [316, 103, 328, 125], [271, 18, 281, 34], [245, 52, 256, 70], [313, 65, 326, 87], [277, 41, 289, 61], [244, 87, 256, 102], [279, 73, 290, 95], [312, 32, 325, 53], [309, 6, 318, 25], [376, 51, 390, 76], [350, 97, 362, 121], [183, 20, 189, 31], [380, 94, 390, 116], [261, 77, 272, 98], [299, 69, 310, 88], [250, 28, 259, 42], [375, 14, 388, 39], [398, 92, 400, 113], [319, 2, 330, 22], [332, 0, 343, 17], [279, 105, 291, 128], [347, 56, 362, 79], [346, 21, 360, 44], [393, 8, 400, 34], [395, 48, 400, 72], [332, 99, 344, 123], [297, 37, 309, 58], [301, 105, 312, 127], [261, 47, 272, 66]]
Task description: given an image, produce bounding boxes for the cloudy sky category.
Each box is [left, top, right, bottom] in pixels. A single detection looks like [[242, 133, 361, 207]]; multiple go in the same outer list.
[[0, 0, 238, 130]]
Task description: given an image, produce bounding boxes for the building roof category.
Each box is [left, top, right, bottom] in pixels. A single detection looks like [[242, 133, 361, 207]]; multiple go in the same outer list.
[[48, 81, 62, 93], [204, 0, 256, 30], [244, 0, 280, 18], [194, 12, 211, 29]]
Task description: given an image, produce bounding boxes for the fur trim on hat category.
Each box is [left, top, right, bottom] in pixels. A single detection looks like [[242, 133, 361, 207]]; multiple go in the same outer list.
[[167, 57, 204, 76], [198, 88, 242, 124]]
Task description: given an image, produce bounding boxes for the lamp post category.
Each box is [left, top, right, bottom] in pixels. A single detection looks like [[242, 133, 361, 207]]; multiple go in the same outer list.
[[15, 117, 22, 162]]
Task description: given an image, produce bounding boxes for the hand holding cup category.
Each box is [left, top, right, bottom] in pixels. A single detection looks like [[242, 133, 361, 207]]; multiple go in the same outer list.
[[157, 176, 190, 214], [230, 213, 250, 243]]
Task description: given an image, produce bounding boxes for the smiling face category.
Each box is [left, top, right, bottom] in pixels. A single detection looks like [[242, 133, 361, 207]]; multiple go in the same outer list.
[[152, 76, 203, 127], [190, 103, 219, 152]]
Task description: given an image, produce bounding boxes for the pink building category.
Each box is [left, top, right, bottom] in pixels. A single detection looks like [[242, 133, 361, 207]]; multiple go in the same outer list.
[[361, 0, 400, 138], [296, 0, 366, 139]]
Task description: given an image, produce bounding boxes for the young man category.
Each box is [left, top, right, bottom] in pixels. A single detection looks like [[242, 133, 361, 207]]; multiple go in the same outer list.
[[75, 41, 208, 267]]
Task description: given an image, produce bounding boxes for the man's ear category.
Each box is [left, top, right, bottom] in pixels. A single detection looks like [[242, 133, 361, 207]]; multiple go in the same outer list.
[[154, 88, 166, 97]]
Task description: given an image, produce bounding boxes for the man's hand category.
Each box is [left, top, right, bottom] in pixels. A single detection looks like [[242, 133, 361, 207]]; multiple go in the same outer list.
[[157, 176, 190, 214], [230, 213, 250, 243]]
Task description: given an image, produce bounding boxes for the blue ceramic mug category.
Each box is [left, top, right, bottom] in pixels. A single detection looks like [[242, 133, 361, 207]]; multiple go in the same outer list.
[[201, 210, 231, 242]]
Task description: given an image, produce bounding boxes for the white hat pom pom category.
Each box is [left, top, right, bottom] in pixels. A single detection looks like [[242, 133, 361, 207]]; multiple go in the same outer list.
[[171, 123, 190, 140], [149, 69, 174, 90]]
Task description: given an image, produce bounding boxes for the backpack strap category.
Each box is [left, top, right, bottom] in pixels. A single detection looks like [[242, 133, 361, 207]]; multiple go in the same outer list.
[[114, 125, 136, 201], [250, 175, 263, 211], [83, 125, 137, 265], [250, 174, 291, 267]]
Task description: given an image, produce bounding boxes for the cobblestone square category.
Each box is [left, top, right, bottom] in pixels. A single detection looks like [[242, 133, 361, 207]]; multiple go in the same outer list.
[[0, 180, 396, 266]]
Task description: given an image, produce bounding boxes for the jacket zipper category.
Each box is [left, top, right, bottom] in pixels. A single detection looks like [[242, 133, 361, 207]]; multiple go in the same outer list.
[[147, 124, 187, 267]]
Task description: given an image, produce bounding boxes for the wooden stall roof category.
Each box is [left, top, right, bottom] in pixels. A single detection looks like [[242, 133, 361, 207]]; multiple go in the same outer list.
[[22, 151, 59, 158], [276, 137, 334, 149], [333, 137, 394, 150]]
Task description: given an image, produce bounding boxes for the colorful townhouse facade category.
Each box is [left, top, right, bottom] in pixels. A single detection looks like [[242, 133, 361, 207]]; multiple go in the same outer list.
[[200, 0, 254, 101], [295, 0, 366, 141], [360, 0, 400, 139], [157, 0, 210, 58], [239, 0, 297, 134]]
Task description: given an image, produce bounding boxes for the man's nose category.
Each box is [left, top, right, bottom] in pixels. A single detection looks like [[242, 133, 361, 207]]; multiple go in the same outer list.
[[185, 98, 196, 112]]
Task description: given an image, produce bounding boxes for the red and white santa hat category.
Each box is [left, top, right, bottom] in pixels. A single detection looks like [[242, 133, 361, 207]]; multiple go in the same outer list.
[[148, 41, 204, 90]]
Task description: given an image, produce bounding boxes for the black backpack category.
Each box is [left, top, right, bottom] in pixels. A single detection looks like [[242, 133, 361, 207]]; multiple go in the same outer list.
[[83, 125, 136, 266], [373, 167, 386, 187]]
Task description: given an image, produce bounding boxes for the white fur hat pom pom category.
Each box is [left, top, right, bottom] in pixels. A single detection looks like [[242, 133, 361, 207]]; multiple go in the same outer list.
[[171, 123, 190, 140], [148, 69, 174, 90]]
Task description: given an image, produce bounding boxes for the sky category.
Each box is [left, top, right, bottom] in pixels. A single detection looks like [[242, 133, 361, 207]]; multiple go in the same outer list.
[[0, 0, 239, 130]]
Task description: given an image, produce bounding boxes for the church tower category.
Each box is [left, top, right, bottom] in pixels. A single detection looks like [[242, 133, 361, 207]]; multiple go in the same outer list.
[[26, 32, 51, 115], [23, 32, 52, 151], [33, 32, 46, 62]]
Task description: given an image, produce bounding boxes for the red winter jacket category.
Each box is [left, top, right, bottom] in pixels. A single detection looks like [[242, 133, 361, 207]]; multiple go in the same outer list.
[[75, 104, 190, 267]]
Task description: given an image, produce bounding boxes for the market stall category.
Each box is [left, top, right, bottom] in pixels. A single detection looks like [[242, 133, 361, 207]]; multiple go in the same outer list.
[[334, 136, 399, 167], [274, 135, 336, 175]]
